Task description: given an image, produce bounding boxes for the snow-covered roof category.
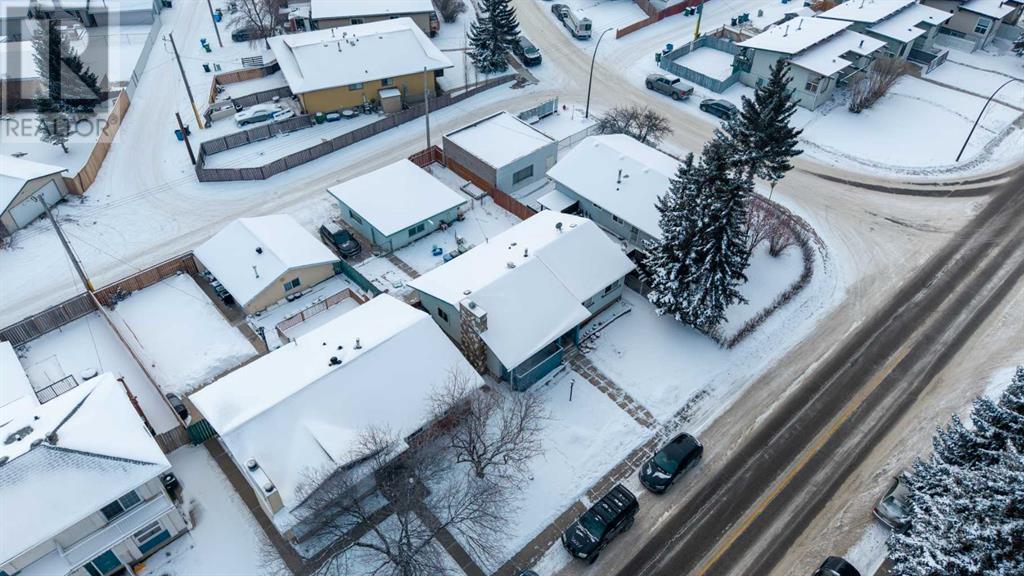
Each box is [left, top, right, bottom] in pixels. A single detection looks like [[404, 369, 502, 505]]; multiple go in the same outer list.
[[789, 29, 885, 77], [194, 214, 338, 308], [0, 155, 66, 213], [190, 295, 481, 513], [410, 210, 635, 308], [268, 18, 452, 95], [868, 3, 952, 43], [1, 0, 32, 18], [311, 0, 435, 20], [0, 41, 37, 81], [537, 188, 577, 212], [444, 111, 557, 168], [0, 341, 33, 409], [0, 373, 169, 564], [819, 0, 916, 24], [547, 134, 680, 240], [737, 16, 851, 55], [327, 160, 468, 237], [961, 0, 1016, 18], [745, 1, 814, 32], [86, 0, 155, 13]]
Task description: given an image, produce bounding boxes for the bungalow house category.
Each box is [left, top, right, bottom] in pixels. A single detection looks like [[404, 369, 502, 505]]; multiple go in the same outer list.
[[328, 159, 468, 253], [0, 41, 40, 111], [309, 0, 440, 37], [443, 111, 559, 195], [1, 155, 68, 238], [734, 16, 887, 110], [0, 0, 33, 41], [267, 18, 452, 114], [737, 1, 815, 35], [34, 0, 157, 27], [409, 211, 636, 391], [819, 0, 954, 58], [0, 371, 188, 576], [921, 0, 1022, 50], [189, 294, 483, 539], [194, 214, 340, 314], [546, 134, 680, 256]]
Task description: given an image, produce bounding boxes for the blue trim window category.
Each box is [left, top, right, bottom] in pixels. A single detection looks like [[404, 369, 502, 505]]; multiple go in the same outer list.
[[100, 490, 142, 521], [134, 520, 172, 555]]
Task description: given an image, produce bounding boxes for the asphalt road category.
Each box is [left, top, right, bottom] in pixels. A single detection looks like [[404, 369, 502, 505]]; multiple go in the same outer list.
[[608, 171, 1024, 576]]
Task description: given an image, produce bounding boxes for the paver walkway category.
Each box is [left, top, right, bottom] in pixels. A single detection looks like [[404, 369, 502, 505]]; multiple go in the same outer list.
[[386, 253, 421, 279], [565, 348, 657, 429]]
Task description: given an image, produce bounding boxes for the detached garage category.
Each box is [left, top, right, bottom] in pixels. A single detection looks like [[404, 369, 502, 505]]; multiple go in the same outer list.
[[443, 111, 558, 195], [1, 155, 68, 238]]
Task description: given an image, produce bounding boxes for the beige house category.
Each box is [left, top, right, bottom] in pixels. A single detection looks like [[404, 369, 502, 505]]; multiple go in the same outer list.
[[309, 0, 440, 36], [268, 17, 452, 114], [922, 0, 1023, 50], [1, 155, 68, 237], [194, 214, 340, 314], [0, 41, 40, 111]]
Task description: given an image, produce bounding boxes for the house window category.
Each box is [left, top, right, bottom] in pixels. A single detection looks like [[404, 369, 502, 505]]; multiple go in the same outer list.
[[350, 18, 364, 24], [804, 74, 821, 93], [974, 17, 992, 35], [348, 82, 364, 91], [611, 214, 624, 225], [437, 307, 449, 323], [100, 491, 142, 521], [83, 550, 123, 576], [381, 77, 394, 87], [407, 222, 426, 237], [133, 520, 172, 555], [602, 279, 620, 296], [511, 165, 534, 185], [349, 209, 363, 224], [284, 277, 301, 291]]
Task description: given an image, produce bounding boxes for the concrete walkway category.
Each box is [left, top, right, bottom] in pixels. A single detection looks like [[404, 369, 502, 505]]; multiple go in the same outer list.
[[566, 348, 657, 429]]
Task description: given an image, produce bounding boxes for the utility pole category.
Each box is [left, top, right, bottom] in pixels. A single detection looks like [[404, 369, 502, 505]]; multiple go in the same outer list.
[[423, 67, 431, 151], [175, 112, 196, 165], [693, 0, 706, 41], [205, 0, 224, 48], [168, 33, 204, 129], [35, 195, 94, 291]]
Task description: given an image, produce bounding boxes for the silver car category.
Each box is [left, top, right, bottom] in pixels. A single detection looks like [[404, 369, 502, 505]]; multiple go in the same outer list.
[[873, 475, 911, 531]]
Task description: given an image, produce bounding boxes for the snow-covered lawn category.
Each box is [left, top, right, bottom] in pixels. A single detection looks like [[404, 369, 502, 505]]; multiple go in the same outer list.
[[944, 39, 1024, 81], [15, 311, 181, 434], [925, 61, 1024, 107], [138, 446, 279, 576], [444, 370, 651, 573], [672, 46, 736, 82], [106, 274, 257, 395], [355, 256, 415, 298], [248, 273, 363, 350], [528, 104, 597, 144], [721, 243, 805, 337], [0, 102, 115, 174]]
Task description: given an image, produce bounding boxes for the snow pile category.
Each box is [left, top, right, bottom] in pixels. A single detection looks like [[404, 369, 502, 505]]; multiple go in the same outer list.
[[107, 274, 257, 395], [673, 47, 737, 82]]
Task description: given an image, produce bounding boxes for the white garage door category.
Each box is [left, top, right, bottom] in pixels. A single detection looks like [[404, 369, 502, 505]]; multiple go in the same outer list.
[[9, 180, 61, 228]]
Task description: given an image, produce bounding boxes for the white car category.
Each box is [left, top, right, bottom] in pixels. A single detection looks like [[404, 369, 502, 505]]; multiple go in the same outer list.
[[234, 104, 294, 127]]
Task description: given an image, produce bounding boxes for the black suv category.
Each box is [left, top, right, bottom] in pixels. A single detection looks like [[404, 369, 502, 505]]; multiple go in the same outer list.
[[319, 223, 361, 258], [561, 484, 637, 564], [699, 98, 739, 121], [813, 557, 861, 576], [639, 432, 703, 493], [514, 36, 542, 66]]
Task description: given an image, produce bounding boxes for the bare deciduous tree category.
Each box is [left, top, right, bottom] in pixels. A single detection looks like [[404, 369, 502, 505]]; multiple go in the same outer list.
[[849, 57, 912, 113], [231, 0, 287, 49], [430, 370, 547, 483], [746, 198, 796, 257], [597, 105, 673, 145], [437, 0, 468, 24]]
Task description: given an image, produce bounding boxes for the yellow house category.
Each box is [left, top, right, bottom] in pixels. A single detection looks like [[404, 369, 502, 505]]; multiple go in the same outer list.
[[268, 17, 452, 115]]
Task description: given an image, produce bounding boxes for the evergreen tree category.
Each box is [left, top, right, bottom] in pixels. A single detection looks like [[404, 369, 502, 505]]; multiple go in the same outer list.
[[931, 414, 998, 469], [644, 153, 699, 321], [468, 0, 520, 74], [972, 366, 1024, 452], [721, 59, 803, 191], [32, 19, 100, 152]]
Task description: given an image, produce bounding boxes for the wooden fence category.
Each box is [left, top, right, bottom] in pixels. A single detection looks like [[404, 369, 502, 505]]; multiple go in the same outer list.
[[274, 288, 368, 343], [617, 0, 707, 39], [0, 293, 96, 347], [93, 252, 200, 306], [194, 74, 517, 182], [65, 90, 131, 195], [659, 35, 741, 93], [408, 145, 445, 168], [444, 154, 537, 221], [207, 62, 282, 104]]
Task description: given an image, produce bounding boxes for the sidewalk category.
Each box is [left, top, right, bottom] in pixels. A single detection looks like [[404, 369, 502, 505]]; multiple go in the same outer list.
[[566, 348, 657, 429]]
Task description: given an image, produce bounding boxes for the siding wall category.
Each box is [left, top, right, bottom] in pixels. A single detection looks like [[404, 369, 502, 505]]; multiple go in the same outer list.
[[244, 262, 339, 313], [442, 137, 499, 189], [315, 12, 433, 35], [494, 143, 559, 194], [1, 174, 68, 235], [740, 50, 842, 110], [556, 183, 657, 251], [417, 291, 462, 343], [299, 73, 437, 114]]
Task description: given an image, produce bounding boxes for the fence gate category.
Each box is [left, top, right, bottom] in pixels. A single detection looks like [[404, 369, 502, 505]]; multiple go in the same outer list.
[[187, 419, 218, 445]]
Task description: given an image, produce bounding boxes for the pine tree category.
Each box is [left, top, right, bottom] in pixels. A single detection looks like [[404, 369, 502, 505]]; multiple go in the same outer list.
[[972, 366, 1024, 452], [32, 19, 100, 152], [468, 0, 520, 74], [722, 59, 803, 191], [931, 414, 998, 469], [644, 153, 699, 321]]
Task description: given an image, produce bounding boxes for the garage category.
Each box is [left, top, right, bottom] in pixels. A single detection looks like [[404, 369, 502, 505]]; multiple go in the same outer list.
[[1, 155, 68, 237]]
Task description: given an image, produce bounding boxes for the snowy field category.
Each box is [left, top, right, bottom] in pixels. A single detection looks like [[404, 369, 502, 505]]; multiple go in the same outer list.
[[106, 274, 257, 395], [672, 47, 736, 82], [0, 101, 115, 174], [721, 243, 805, 336], [926, 60, 1024, 107], [15, 312, 180, 434], [248, 273, 363, 350], [138, 446, 278, 576]]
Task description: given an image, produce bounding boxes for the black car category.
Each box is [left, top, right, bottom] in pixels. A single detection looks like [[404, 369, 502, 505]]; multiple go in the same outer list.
[[514, 36, 542, 66], [561, 484, 637, 564], [231, 27, 259, 42], [165, 393, 189, 422], [319, 223, 362, 258], [639, 432, 703, 493], [813, 556, 861, 576], [699, 98, 739, 121]]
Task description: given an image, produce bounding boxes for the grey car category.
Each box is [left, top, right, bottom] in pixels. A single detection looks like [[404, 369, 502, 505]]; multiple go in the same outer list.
[[873, 475, 911, 531], [699, 98, 739, 120], [645, 74, 694, 100]]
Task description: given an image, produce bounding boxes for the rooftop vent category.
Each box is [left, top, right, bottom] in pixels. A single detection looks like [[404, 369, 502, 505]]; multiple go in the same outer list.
[[463, 289, 472, 296], [246, 458, 259, 471], [783, 24, 790, 37], [253, 265, 260, 279], [45, 431, 58, 444], [555, 222, 563, 233], [30, 438, 44, 448], [262, 481, 275, 493], [797, 19, 803, 31], [354, 338, 362, 350], [0, 456, 8, 467], [506, 261, 516, 269], [255, 246, 263, 254], [467, 300, 477, 310], [4, 426, 33, 445], [329, 356, 342, 366]]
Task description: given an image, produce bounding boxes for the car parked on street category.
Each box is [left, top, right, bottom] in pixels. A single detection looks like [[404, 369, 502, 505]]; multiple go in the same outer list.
[[319, 223, 362, 258], [699, 98, 739, 121], [813, 556, 861, 576], [231, 27, 259, 42], [645, 74, 694, 100], [561, 484, 637, 564], [233, 103, 294, 127], [638, 432, 703, 493], [514, 36, 542, 66], [873, 474, 911, 531]]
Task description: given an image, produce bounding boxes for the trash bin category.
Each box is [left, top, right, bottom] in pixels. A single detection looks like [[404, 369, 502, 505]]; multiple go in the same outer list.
[[161, 0, 172, 7], [174, 128, 184, 141], [665, 43, 673, 53], [655, 52, 662, 63], [202, 63, 211, 72], [214, 11, 222, 22], [315, 112, 325, 124]]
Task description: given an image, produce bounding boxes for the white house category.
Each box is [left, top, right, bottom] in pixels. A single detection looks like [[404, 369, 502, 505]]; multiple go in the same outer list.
[[819, 0, 953, 58], [443, 111, 559, 195], [1, 155, 68, 238], [194, 215, 340, 314], [546, 134, 680, 255], [0, 372, 187, 576], [409, 211, 635, 391], [190, 294, 482, 539], [308, 0, 439, 36], [328, 159, 468, 252]]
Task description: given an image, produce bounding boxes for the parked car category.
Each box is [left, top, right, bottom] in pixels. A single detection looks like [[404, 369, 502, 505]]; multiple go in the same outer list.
[[551, 3, 569, 19], [165, 393, 189, 422], [813, 556, 861, 576], [873, 475, 911, 531], [233, 104, 293, 127], [514, 36, 542, 66], [638, 433, 703, 493], [645, 74, 694, 100], [561, 484, 637, 564], [319, 223, 362, 258], [551, 3, 591, 39], [231, 27, 259, 42], [699, 98, 739, 120]]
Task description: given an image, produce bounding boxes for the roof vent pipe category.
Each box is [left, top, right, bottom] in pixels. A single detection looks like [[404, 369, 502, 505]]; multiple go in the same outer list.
[[555, 222, 563, 233], [859, 39, 864, 48], [354, 338, 362, 350], [783, 24, 789, 37], [255, 247, 263, 254], [523, 248, 529, 258], [246, 459, 259, 471], [253, 265, 259, 279], [506, 261, 516, 269], [797, 19, 802, 31], [329, 356, 342, 366]]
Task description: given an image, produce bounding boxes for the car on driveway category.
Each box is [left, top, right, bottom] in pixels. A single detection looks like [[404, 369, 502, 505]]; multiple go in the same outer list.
[[645, 74, 694, 100], [873, 474, 911, 531], [165, 393, 189, 422], [561, 484, 637, 564], [699, 98, 739, 120], [319, 223, 362, 258], [514, 36, 542, 66], [639, 433, 703, 493], [234, 104, 294, 127], [813, 556, 860, 576]]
